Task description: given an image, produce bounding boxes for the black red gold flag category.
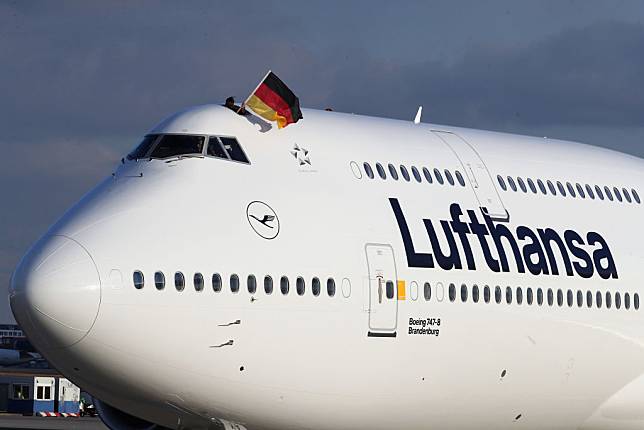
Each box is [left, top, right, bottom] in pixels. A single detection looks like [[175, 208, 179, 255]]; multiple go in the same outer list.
[[245, 71, 303, 128]]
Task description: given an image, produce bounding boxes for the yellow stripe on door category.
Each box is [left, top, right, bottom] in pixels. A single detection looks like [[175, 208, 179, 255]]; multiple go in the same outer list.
[[397, 280, 406, 300]]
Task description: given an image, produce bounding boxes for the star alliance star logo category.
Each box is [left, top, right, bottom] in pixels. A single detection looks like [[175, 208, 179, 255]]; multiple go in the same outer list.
[[290, 144, 311, 166]]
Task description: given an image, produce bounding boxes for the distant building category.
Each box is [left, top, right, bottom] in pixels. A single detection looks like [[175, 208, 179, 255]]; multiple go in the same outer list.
[[0, 324, 35, 353], [0, 370, 80, 415], [0, 324, 24, 340]]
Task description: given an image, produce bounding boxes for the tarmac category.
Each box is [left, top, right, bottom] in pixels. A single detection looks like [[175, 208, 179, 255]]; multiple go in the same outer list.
[[0, 415, 107, 429]]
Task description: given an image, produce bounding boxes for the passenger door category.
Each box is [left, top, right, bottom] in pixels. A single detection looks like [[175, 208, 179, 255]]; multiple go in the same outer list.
[[366, 244, 398, 337], [433, 131, 508, 221]]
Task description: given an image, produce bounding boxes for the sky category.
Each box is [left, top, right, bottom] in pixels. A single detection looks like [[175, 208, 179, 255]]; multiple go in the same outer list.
[[1, 1, 644, 323]]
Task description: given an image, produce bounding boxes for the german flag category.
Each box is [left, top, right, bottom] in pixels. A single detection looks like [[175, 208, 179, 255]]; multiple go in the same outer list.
[[246, 71, 303, 128]]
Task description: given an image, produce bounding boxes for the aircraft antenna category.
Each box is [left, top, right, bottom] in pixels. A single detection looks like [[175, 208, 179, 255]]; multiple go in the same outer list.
[[414, 106, 422, 124]]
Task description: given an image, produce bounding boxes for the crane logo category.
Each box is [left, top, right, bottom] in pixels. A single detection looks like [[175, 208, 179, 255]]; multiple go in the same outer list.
[[247, 201, 280, 240], [249, 214, 275, 228]]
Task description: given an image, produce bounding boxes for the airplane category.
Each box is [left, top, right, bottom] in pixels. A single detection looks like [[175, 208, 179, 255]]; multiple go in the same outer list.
[[8, 103, 644, 430]]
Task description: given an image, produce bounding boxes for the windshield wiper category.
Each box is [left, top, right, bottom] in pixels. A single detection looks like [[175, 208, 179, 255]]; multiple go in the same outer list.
[[164, 154, 204, 163]]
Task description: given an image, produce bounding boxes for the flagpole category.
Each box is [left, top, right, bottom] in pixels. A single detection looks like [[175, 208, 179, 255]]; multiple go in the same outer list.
[[238, 69, 272, 114]]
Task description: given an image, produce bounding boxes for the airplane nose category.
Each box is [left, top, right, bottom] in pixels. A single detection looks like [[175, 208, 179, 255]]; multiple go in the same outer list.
[[10, 235, 101, 350]]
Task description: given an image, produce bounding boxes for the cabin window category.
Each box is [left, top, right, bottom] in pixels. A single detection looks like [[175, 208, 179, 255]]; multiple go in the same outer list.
[[456, 171, 466, 187], [154, 272, 165, 290], [133, 271, 144, 289], [614, 187, 623, 202], [567, 289, 573, 307], [247, 275, 257, 294], [194, 273, 204, 292], [280, 276, 290, 295], [557, 181, 566, 196], [388, 164, 399, 180], [615, 292, 621, 309], [400, 165, 411, 182], [364, 163, 374, 179], [526, 287, 533, 305], [604, 186, 613, 201], [586, 290, 593, 308], [537, 288, 543, 306], [567, 181, 576, 196], [506, 286, 512, 304], [483, 285, 491, 303], [230, 274, 240, 293], [327, 278, 336, 297], [547, 289, 554, 306], [635, 293, 640, 310], [174, 272, 185, 291], [507, 176, 517, 192], [632, 189, 641, 204], [516, 287, 523, 305], [517, 177, 527, 193], [557, 289, 563, 306], [623, 188, 632, 203], [527, 178, 537, 193], [445, 170, 455, 186], [537, 179, 547, 195], [460, 284, 468, 302], [386, 281, 395, 299], [434, 168, 444, 185], [497, 175, 507, 191], [423, 167, 433, 183], [596, 291, 603, 308], [412, 166, 422, 183], [127, 135, 159, 160], [150, 134, 205, 159], [312, 277, 321, 296], [212, 273, 222, 292], [472, 284, 479, 303], [494, 286, 502, 304], [595, 185, 604, 200], [449, 284, 456, 302], [586, 184, 595, 199], [376, 163, 386, 180], [576, 183, 585, 198], [264, 276, 273, 294], [625, 293, 631, 309], [605, 291, 612, 309], [577, 290, 583, 307], [424, 282, 432, 301], [296, 277, 305, 296], [547, 180, 556, 195]]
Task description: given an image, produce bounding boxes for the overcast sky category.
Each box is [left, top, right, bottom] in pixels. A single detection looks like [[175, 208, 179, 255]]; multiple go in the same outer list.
[[1, 1, 644, 323]]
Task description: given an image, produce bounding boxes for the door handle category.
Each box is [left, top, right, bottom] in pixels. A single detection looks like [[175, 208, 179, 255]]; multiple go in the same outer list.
[[467, 165, 479, 188]]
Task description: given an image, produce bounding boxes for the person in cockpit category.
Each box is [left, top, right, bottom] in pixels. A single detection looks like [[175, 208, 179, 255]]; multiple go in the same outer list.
[[224, 97, 250, 115]]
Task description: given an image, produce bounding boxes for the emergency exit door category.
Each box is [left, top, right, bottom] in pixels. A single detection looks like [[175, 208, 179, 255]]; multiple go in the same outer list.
[[433, 131, 508, 220], [366, 244, 398, 337]]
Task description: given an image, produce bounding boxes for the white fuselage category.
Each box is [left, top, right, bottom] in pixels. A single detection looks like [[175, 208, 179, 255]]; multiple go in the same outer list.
[[9, 105, 644, 430]]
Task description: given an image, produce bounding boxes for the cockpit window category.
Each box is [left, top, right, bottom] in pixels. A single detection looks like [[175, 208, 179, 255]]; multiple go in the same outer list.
[[205, 136, 249, 164], [207, 137, 229, 159], [149, 135, 205, 159], [127, 133, 250, 164], [127, 135, 159, 160], [220, 137, 248, 162]]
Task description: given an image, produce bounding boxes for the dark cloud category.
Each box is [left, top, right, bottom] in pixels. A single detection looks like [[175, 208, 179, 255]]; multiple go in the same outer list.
[[324, 21, 644, 132], [1, 2, 643, 322]]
